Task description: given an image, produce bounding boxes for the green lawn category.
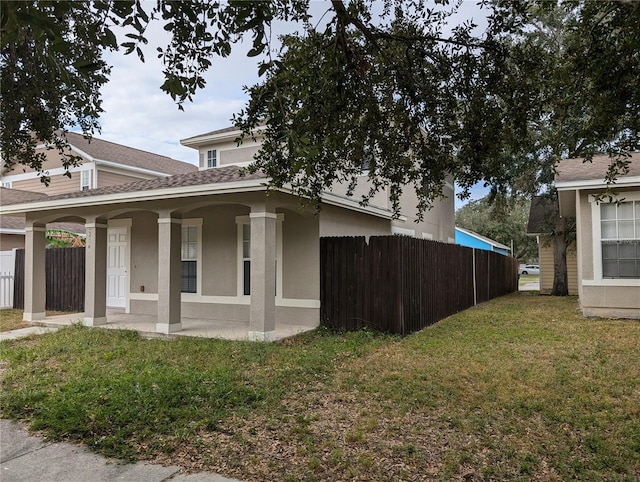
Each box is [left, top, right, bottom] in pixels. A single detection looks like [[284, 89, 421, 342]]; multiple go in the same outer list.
[[0, 309, 79, 332], [0, 309, 30, 332], [1, 293, 639, 481]]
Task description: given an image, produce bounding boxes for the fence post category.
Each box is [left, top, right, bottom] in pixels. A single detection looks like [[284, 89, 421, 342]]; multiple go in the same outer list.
[[472, 249, 477, 306]]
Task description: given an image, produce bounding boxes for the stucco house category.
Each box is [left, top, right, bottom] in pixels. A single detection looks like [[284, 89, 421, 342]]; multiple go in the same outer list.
[[454, 226, 511, 255], [554, 153, 640, 318], [0, 132, 196, 251], [0, 126, 456, 340]]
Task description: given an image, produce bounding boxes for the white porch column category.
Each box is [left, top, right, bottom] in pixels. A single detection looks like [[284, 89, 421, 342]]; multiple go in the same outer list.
[[23, 222, 46, 321], [156, 215, 182, 333], [84, 221, 108, 326], [248, 210, 277, 341]]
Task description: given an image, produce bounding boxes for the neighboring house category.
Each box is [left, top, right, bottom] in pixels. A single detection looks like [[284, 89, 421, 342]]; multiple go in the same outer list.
[[526, 196, 578, 295], [0, 133, 197, 250], [553, 153, 640, 319], [454, 226, 511, 256], [0, 131, 196, 195], [0, 126, 456, 340]]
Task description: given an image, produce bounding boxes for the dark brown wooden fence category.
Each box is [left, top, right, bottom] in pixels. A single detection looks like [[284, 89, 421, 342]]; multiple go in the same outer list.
[[13, 248, 85, 312], [320, 236, 518, 335]]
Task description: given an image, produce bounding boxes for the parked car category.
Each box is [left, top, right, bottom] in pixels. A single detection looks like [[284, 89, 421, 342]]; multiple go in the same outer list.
[[519, 264, 540, 275]]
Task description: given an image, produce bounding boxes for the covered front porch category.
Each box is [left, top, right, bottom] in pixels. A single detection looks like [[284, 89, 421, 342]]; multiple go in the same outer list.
[[10, 170, 322, 341], [35, 308, 315, 341]]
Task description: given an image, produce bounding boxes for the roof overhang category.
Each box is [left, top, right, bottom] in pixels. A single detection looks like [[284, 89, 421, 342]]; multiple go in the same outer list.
[[555, 175, 640, 191], [180, 126, 266, 149], [0, 228, 26, 235], [0, 178, 397, 221]]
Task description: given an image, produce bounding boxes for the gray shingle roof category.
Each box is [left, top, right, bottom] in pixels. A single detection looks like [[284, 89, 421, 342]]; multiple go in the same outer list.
[[556, 152, 640, 184], [0, 188, 85, 233], [2, 165, 267, 206], [0, 186, 48, 204], [65, 132, 197, 175]]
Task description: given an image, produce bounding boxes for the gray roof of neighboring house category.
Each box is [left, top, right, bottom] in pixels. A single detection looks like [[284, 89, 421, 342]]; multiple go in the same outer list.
[[526, 196, 557, 235], [0, 188, 85, 234], [0, 186, 48, 204], [556, 152, 640, 184], [64, 132, 197, 175], [1, 165, 267, 206]]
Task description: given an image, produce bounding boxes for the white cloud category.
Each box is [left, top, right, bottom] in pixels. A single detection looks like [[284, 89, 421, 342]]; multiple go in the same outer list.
[[98, 18, 262, 164]]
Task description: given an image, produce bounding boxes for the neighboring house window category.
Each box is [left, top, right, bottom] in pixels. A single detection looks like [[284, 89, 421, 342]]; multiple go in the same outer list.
[[181, 225, 198, 293], [1, 181, 11, 188], [601, 201, 640, 278], [242, 223, 251, 295], [80, 170, 91, 191], [207, 149, 217, 168]]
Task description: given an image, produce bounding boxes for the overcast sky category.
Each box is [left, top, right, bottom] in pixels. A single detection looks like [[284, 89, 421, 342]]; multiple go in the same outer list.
[[97, 0, 489, 208]]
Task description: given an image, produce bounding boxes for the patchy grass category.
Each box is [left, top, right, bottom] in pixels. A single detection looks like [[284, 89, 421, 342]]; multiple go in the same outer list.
[[0, 310, 80, 332], [1, 294, 639, 481], [0, 310, 29, 332]]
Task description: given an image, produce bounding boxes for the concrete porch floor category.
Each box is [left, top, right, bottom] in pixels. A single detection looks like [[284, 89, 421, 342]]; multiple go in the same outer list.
[[37, 309, 316, 341]]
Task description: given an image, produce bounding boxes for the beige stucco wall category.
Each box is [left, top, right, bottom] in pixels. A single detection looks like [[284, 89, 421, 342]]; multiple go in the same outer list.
[[198, 141, 261, 168], [0, 234, 24, 250], [329, 176, 390, 210], [281, 209, 319, 300], [392, 183, 455, 242], [220, 146, 260, 166], [128, 211, 159, 294], [327, 176, 454, 242], [189, 204, 250, 297], [538, 238, 578, 295], [318, 204, 391, 237], [581, 286, 640, 319]]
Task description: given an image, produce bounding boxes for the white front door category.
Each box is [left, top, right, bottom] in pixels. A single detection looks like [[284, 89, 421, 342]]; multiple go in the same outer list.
[[107, 227, 127, 307]]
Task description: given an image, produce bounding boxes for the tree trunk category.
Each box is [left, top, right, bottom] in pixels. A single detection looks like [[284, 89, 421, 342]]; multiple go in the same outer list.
[[552, 216, 569, 296]]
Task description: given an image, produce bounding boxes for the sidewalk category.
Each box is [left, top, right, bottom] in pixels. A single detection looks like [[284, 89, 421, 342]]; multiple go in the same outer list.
[[0, 419, 240, 482]]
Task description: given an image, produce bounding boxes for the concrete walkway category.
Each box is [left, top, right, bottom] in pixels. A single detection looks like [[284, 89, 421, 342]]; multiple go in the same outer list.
[[0, 419, 240, 482], [31, 309, 314, 341], [0, 326, 60, 342]]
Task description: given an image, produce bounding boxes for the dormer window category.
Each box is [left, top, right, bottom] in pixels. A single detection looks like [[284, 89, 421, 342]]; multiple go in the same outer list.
[[207, 149, 217, 168]]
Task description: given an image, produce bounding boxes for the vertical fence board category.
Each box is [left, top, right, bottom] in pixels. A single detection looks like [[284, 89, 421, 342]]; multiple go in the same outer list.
[[320, 236, 518, 335], [12, 248, 85, 312]]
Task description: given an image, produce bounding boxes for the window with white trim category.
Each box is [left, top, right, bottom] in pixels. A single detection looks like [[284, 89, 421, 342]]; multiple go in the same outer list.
[[181, 225, 198, 292], [207, 149, 217, 168], [1, 181, 11, 188], [601, 201, 640, 278], [236, 215, 283, 297], [80, 170, 91, 191], [242, 223, 251, 295]]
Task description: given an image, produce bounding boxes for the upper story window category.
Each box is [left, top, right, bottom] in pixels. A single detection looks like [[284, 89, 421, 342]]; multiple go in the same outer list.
[[207, 149, 217, 168], [80, 170, 91, 191], [601, 201, 640, 278], [1, 181, 11, 188]]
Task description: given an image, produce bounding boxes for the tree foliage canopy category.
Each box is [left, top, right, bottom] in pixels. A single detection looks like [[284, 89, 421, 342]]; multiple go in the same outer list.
[[1, 1, 638, 212], [455, 194, 538, 261]]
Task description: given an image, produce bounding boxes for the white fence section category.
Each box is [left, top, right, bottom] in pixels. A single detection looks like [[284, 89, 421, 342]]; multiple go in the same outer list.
[[0, 272, 14, 308], [0, 250, 16, 308]]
